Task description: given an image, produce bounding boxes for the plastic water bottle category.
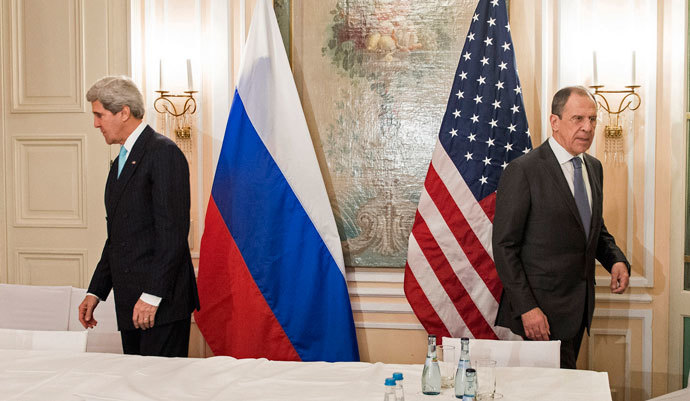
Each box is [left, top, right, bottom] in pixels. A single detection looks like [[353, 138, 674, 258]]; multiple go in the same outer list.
[[384, 377, 397, 401], [454, 337, 471, 398], [462, 368, 477, 401], [392, 372, 405, 401], [421, 334, 441, 395]]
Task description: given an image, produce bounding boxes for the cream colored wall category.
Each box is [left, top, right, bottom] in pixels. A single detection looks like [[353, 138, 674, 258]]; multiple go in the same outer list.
[[662, 0, 688, 392], [0, 0, 130, 287]]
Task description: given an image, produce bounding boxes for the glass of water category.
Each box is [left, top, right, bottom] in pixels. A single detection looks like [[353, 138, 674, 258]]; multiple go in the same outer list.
[[475, 359, 500, 400], [436, 344, 456, 388]]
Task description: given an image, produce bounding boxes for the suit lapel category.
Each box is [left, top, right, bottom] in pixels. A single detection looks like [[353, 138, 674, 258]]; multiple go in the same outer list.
[[540, 141, 589, 239], [104, 158, 119, 218], [107, 126, 153, 216]]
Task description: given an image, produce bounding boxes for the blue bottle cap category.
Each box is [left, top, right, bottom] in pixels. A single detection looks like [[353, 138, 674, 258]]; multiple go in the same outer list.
[[392, 372, 403, 380], [385, 378, 397, 386]]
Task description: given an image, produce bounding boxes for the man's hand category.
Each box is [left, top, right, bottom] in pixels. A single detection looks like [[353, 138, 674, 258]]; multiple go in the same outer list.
[[610, 262, 630, 294], [132, 298, 158, 330], [78, 295, 100, 329], [521, 307, 550, 341]]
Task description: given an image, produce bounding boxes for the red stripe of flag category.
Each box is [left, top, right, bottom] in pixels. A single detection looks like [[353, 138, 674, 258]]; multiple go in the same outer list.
[[479, 192, 496, 222], [425, 164, 502, 301], [403, 261, 452, 340], [411, 215, 499, 339], [194, 198, 300, 360]]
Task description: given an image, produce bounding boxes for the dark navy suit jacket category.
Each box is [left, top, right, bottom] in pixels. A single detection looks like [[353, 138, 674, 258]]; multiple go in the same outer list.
[[88, 125, 200, 331], [493, 140, 629, 340]]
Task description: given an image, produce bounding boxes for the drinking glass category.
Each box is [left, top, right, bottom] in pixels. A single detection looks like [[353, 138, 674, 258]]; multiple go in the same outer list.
[[436, 344, 455, 388], [475, 359, 501, 400]]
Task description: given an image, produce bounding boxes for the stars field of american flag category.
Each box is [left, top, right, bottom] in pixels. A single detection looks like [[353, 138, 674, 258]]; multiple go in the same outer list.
[[404, 0, 532, 340]]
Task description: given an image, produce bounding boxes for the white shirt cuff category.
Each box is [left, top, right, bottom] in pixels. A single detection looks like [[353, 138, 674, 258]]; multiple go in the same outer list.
[[140, 292, 162, 306], [86, 292, 103, 302]]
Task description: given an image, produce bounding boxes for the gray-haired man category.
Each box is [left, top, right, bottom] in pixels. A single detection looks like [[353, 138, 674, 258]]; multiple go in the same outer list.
[[78, 76, 199, 356], [493, 86, 630, 368]]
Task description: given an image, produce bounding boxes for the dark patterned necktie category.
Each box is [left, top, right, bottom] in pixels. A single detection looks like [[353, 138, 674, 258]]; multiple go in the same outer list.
[[571, 156, 591, 236]]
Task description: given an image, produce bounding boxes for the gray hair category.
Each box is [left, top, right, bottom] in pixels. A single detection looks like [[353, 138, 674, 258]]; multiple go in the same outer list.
[[551, 86, 597, 118], [86, 76, 145, 119]]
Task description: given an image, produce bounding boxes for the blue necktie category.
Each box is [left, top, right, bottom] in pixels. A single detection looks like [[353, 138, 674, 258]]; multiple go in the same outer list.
[[571, 157, 591, 236], [118, 146, 128, 178]]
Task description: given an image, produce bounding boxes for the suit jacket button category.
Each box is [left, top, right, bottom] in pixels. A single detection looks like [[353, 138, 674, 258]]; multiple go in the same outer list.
[[124, 269, 130, 273]]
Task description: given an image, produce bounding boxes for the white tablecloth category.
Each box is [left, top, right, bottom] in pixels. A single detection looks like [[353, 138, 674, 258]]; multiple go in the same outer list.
[[0, 349, 612, 401]]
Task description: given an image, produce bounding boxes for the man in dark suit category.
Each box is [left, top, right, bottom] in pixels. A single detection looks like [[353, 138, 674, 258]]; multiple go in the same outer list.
[[78, 76, 200, 357], [493, 86, 630, 369]]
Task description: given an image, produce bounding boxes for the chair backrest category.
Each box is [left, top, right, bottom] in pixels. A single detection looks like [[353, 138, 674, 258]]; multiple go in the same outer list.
[[0, 284, 72, 330], [442, 337, 561, 368], [0, 328, 87, 352], [68, 288, 122, 353]]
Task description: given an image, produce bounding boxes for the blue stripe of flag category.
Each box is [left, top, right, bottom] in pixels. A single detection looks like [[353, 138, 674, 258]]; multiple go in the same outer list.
[[211, 90, 359, 362]]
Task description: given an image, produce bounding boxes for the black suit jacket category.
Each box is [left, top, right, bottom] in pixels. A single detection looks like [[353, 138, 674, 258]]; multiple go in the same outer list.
[[492, 140, 629, 340], [88, 125, 200, 331]]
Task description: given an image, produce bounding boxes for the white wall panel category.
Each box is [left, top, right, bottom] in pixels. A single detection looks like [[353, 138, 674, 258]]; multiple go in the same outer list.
[[10, 0, 84, 112], [15, 249, 86, 287], [13, 136, 86, 227], [588, 328, 632, 401], [593, 308, 652, 399]]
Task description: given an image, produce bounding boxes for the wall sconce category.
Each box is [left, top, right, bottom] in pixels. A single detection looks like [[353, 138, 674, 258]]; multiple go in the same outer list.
[[590, 51, 642, 162], [589, 85, 641, 162], [154, 59, 196, 160], [153, 90, 197, 139]]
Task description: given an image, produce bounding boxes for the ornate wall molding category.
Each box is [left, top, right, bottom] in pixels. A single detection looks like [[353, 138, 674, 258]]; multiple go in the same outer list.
[[351, 302, 412, 314], [595, 293, 652, 304], [355, 322, 424, 330], [347, 270, 404, 283]]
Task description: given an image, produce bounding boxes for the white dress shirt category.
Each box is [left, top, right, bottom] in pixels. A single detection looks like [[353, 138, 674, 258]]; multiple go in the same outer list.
[[120, 120, 146, 163]]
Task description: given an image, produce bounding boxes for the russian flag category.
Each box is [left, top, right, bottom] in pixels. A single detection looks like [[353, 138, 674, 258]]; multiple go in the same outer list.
[[194, 0, 359, 362]]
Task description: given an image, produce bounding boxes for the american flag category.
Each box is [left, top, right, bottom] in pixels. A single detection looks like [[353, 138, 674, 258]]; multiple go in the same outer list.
[[404, 0, 531, 340]]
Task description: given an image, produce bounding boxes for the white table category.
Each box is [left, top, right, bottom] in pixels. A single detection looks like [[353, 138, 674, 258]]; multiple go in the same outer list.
[[0, 349, 612, 400]]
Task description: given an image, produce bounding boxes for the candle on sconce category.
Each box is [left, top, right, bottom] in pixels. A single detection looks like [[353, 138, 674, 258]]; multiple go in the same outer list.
[[159, 59, 163, 91], [592, 51, 598, 86], [187, 59, 193, 91], [631, 51, 636, 85]]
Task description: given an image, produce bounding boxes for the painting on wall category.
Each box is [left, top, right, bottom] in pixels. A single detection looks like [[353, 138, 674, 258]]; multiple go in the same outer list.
[[273, 0, 291, 62], [289, 0, 476, 267]]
